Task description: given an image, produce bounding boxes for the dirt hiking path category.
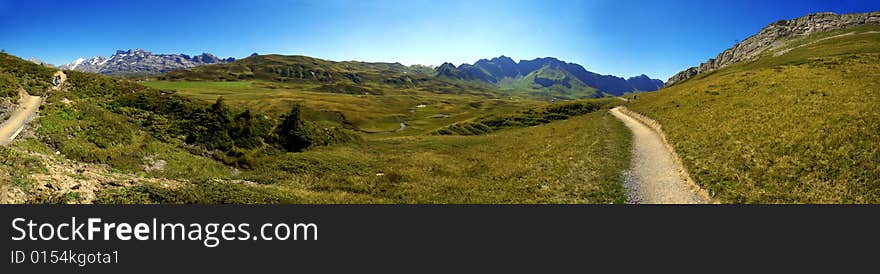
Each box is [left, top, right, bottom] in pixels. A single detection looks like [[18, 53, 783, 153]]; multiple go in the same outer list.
[[610, 107, 710, 204], [0, 71, 64, 146], [0, 90, 43, 145]]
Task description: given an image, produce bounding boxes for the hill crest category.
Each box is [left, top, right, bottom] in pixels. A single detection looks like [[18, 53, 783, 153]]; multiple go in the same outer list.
[[667, 11, 880, 85]]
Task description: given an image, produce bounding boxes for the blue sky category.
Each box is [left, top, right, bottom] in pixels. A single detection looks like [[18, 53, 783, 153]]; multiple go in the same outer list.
[[1, 0, 879, 80]]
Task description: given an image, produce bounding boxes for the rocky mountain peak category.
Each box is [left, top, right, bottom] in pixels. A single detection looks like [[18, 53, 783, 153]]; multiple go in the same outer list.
[[438, 62, 457, 70], [492, 55, 514, 62], [61, 49, 236, 76]]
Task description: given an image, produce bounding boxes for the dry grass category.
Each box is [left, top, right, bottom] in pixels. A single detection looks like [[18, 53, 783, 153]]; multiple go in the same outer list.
[[239, 111, 631, 203], [628, 26, 880, 203]]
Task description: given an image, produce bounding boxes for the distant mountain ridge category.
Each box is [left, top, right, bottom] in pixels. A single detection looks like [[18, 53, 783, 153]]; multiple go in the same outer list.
[[437, 56, 663, 97], [667, 11, 880, 85], [159, 53, 661, 99], [26, 57, 55, 68], [60, 49, 235, 76], [160, 54, 501, 97]]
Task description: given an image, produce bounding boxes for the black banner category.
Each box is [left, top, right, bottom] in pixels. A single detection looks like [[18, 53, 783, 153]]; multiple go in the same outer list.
[[1, 205, 877, 272]]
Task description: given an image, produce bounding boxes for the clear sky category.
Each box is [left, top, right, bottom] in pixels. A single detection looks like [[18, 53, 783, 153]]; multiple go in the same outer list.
[[2, 0, 879, 80]]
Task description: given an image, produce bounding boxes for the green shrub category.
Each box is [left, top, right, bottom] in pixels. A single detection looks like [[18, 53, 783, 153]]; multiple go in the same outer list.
[[0, 73, 20, 100], [274, 104, 361, 152], [0, 53, 54, 96], [274, 104, 312, 152]]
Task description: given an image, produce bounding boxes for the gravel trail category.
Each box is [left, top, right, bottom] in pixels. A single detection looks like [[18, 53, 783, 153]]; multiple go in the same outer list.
[[610, 107, 709, 204]]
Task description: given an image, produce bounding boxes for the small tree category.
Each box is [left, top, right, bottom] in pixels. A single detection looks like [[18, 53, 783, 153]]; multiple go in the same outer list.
[[275, 104, 312, 152], [188, 97, 234, 151], [231, 109, 270, 149]]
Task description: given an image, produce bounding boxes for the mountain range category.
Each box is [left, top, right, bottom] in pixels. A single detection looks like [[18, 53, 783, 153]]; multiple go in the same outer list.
[[158, 54, 662, 99], [437, 56, 663, 96], [60, 49, 235, 76], [57, 48, 662, 98]]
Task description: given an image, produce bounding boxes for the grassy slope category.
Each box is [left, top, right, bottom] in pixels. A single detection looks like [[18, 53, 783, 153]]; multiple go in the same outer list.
[[0, 53, 55, 97], [497, 66, 599, 99], [0, 54, 54, 189], [628, 26, 880, 203], [39, 71, 235, 180]]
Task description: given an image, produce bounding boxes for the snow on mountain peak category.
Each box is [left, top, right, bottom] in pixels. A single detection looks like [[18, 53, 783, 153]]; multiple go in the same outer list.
[[70, 57, 85, 70], [60, 49, 235, 76]]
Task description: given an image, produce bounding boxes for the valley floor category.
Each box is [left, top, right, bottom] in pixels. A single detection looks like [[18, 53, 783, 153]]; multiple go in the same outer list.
[[2, 110, 632, 204]]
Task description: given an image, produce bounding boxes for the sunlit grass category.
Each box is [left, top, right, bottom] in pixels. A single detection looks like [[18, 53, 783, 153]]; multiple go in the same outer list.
[[143, 80, 538, 134], [629, 26, 880, 203]]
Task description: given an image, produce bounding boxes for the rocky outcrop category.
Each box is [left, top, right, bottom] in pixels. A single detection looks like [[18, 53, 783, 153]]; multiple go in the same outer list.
[[667, 11, 880, 85], [60, 49, 235, 76]]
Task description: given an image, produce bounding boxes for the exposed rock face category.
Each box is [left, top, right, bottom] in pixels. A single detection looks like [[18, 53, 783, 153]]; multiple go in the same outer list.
[[667, 11, 880, 85], [60, 49, 235, 76]]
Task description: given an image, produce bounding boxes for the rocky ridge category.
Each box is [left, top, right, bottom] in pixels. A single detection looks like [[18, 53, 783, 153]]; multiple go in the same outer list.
[[60, 49, 235, 76], [667, 11, 880, 85]]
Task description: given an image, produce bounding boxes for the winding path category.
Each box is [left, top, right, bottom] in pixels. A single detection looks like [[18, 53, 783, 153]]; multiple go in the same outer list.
[[0, 71, 64, 146], [609, 106, 709, 204]]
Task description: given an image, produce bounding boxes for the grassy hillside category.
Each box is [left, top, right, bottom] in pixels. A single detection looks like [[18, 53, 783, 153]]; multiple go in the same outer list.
[[498, 66, 599, 99], [0, 54, 56, 191], [39, 71, 245, 180], [0, 53, 55, 95], [0, 53, 56, 100], [628, 25, 880, 203]]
